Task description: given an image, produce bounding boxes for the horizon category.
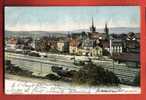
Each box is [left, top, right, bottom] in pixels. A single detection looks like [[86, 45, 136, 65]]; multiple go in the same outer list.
[[5, 6, 140, 31], [5, 26, 140, 32]]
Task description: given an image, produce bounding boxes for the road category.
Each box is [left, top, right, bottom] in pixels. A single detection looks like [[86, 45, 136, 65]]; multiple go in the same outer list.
[[5, 52, 81, 70]]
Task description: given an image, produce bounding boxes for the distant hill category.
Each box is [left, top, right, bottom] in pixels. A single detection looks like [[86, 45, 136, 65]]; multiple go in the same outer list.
[[5, 27, 140, 38], [73, 27, 140, 34], [5, 31, 68, 38]]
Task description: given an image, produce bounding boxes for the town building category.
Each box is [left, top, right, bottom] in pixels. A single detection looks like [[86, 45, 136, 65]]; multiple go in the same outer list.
[[111, 32, 140, 68], [123, 40, 139, 53], [69, 39, 80, 54], [57, 40, 69, 52], [122, 32, 140, 53], [6, 37, 17, 50], [77, 38, 102, 56], [35, 37, 58, 52], [88, 18, 107, 40], [68, 18, 110, 57]]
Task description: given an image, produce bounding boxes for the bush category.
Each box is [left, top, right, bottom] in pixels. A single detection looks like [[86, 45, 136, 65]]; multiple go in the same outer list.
[[51, 66, 62, 73], [74, 61, 85, 66], [28, 52, 40, 57], [45, 74, 60, 81], [133, 73, 140, 86], [5, 60, 11, 66], [102, 49, 110, 56], [51, 66, 77, 78], [73, 69, 87, 84], [73, 63, 120, 86], [5, 60, 13, 72]]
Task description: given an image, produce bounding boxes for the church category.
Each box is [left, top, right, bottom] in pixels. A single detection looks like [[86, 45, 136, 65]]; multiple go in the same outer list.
[[87, 17, 110, 41], [69, 17, 110, 57]]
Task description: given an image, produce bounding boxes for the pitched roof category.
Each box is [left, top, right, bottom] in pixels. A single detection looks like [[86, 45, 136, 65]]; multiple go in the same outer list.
[[69, 39, 80, 47]]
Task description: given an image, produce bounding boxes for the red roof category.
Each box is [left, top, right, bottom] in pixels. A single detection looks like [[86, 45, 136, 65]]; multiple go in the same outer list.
[[69, 39, 80, 47]]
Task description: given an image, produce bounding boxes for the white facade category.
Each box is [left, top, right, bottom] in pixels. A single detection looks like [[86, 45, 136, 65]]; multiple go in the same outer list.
[[69, 46, 78, 54], [57, 42, 65, 52], [109, 39, 123, 54], [6, 44, 16, 50]]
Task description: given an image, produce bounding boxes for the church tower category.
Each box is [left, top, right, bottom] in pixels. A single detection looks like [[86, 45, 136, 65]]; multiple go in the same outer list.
[[90, 17, 96, 33], [104, 22, 109, 40]]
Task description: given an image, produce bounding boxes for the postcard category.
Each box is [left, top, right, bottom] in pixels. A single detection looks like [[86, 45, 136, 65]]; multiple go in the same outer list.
[[4, 6, 141, 94]]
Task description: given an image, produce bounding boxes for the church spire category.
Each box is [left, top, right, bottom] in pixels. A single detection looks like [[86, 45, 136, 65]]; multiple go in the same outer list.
[[90, 17, 96, 32], [104, 22, 109, 40], [92, 17, 94, 27]]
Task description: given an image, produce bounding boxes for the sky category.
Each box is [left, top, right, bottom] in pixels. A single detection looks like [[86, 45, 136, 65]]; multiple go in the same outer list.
[[5, 6, 140, 31]]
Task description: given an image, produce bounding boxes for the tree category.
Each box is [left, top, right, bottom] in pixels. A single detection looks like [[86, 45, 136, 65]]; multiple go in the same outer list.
[[73, 63, 120, 86], [35, 36, 50, 52]]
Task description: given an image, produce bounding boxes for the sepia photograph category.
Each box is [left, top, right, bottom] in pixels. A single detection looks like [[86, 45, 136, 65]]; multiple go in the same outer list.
[[4, 6, 140, 94]]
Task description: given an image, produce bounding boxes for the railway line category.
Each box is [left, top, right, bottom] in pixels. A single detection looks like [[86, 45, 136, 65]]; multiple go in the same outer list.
[[5, 52, 139, 85]]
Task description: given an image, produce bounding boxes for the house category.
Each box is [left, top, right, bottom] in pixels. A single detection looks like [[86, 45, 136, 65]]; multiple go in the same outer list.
[[77, 39, 103, 56], [124, 40, 139, 53], [91, 46, 103, 56], [82, 39, 96, 50], [69, 39, 80, 54], [6, 37, 17, 50], [57, 40, 69, 52], [112, 39, 123, 54], [100, 40, 110, 51], [77, 47, 102, 56], [48, 40, 58, 49], [35, 37, 59, 52], [99, 38, 123, 55]]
